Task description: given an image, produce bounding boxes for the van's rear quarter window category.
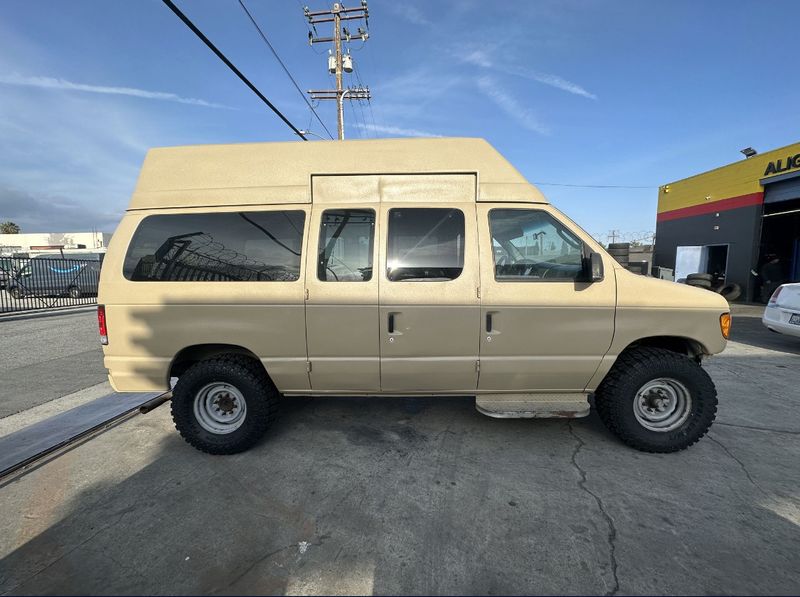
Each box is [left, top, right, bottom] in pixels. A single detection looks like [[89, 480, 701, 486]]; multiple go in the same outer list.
[[123, 211, 306, 282]]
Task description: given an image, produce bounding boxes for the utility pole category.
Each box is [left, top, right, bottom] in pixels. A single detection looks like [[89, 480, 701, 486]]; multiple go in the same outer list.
[[607, 229, 621, 244], [304, 1, 371, 140]]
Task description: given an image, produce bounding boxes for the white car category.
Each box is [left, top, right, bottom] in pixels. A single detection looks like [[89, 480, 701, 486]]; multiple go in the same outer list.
[[763, 283, 800, 338]]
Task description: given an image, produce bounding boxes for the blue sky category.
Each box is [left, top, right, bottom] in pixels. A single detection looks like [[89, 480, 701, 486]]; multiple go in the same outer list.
[[1, 0, 798, 242]]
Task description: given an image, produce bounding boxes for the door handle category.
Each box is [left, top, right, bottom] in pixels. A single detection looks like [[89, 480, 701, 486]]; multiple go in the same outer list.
[[388, 313, 395, 334], [486, 311, 500, 335]]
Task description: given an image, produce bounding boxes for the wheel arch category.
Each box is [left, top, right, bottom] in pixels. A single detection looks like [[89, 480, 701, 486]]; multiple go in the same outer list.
[[169, 343, 268, 381], [621, 335, 708, 360]]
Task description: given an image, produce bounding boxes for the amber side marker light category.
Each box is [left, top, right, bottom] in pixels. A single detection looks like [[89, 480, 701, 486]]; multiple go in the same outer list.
[[98, 304, 108, 345], [720, 313, 731, 339]]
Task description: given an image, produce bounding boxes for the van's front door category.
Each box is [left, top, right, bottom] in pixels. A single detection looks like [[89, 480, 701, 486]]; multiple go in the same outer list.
[[477, 204, 615, 392], [305, 206, 381, 391], [379, 203, 480, 392]]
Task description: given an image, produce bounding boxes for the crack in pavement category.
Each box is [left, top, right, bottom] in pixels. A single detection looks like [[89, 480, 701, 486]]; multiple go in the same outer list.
[[213, 543, 296, 594], [567, 421, 620, 597], [706, 433, 767, 495], [215, 535, 329, 594]]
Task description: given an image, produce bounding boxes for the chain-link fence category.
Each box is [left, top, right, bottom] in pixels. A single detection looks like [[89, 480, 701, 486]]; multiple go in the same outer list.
[[0, 256, 100, 314]]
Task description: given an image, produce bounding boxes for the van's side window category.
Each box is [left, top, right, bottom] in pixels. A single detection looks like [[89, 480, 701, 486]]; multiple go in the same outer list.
[[489, 209, 584, 281], [123, 211, 306, 282], [387, 208, 465, 282], [318, 209, 375, 281]]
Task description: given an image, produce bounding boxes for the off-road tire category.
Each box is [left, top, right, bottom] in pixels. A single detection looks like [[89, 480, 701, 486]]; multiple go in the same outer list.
[[171, 355, 279, 455], [594, 347, 717, 453]]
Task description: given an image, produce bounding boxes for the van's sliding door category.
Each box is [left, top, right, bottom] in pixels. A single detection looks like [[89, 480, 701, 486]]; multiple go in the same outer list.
[[376, 174, 480, 393], [304, 203, 381, 392]]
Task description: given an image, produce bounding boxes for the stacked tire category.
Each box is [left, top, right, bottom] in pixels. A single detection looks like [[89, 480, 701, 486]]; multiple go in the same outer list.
[[718, 283, 741, 301], [685, 272, 713, 289], [608, 242, 630, 267], [684, 272, 741, 301]]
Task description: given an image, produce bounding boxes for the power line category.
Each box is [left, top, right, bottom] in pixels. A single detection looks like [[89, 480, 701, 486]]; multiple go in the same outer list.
[[237, 0, 334, 140], [353, 60, 377, 137], [531, 182, 657, 189], [356, 39, 386, 135], [161, 0, 307, 140], [350, 95, 369, 138]]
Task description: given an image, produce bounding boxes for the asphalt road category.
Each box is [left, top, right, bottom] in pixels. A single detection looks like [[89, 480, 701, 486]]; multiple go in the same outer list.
[[729, 303, 800, 355], [0, 309, 106, 418], [0, 303, 798, 594]]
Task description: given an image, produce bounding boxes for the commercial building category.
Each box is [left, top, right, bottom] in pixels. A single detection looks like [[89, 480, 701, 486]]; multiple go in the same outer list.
[[0, 231, 112, 256], [654, 142, 800, 302]]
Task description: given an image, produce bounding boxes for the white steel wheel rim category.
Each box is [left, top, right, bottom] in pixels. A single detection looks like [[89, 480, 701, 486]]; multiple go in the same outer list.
[[633, 378, 692, 432], [193, 382, 247, 435]]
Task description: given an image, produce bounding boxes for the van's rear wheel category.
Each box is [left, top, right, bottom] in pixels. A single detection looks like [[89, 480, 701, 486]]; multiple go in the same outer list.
[[68, 286, 82, 299], [594, 347, 717, 453], [171, 356, 278, 454]]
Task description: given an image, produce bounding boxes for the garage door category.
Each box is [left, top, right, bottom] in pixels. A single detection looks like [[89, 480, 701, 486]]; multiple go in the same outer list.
[[764, 172, 800, 204]]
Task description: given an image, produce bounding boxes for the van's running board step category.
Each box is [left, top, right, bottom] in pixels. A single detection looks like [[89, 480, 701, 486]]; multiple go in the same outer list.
[[476, 394, 590, 419]]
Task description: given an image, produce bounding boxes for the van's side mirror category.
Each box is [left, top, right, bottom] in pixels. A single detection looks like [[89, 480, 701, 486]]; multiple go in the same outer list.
[[584, 252, 604, 282]]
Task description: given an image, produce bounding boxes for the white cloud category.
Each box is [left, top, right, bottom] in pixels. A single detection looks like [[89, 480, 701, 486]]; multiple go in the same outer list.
[[386, 4, 431, 26], [0, 73, 230, 108], [463, 49, 492, 68], [0, 185, 123, 232], [510, 68, 597, 100], [374, 68, 462, 100], [457, 46, 597, 100], [477, 77, 548, 135], [0, 81, 177, 232], [353, 123, 442, 138], [371, 66, 463, 125]]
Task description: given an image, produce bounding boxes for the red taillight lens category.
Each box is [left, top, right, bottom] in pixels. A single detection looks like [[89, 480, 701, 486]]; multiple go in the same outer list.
[[97, 305, 108, 345], [768, 286, 783, 305]]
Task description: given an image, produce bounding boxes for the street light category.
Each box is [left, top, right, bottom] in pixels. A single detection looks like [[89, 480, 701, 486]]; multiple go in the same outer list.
[[740, 147, 757, 158]]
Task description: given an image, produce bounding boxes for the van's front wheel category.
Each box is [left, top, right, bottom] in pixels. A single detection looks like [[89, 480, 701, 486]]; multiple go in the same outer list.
[[594, 347, 717, 453], [171, 356, 278, 454]]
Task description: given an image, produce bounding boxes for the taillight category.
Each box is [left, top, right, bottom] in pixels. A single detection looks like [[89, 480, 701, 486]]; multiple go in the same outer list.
[[768, 286, 783, 305], [98, 305, 108, 345]]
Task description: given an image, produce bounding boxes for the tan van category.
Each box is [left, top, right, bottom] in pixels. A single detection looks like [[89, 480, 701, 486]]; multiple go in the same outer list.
[[98, 138, 730, 455]]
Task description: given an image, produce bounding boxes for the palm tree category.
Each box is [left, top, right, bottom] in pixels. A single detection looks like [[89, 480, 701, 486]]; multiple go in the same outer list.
[[0, 221, 21, 234]]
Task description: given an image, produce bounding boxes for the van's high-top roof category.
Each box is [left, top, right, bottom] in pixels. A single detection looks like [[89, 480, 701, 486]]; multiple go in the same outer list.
[[128, 137, 547, 210]]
